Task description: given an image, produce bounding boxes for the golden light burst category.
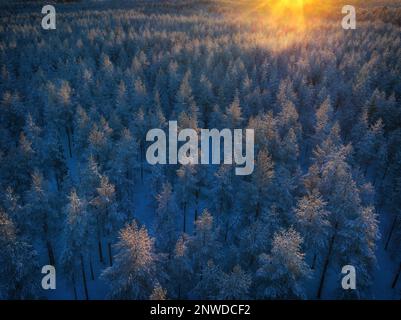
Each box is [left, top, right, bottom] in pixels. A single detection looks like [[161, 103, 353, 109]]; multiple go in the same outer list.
[[270, 0, 308, 29], [222, 0, 323, 51]]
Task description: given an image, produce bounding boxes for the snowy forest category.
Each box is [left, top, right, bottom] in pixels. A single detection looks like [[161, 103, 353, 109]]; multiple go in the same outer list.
[[1, 0, 401, 300]]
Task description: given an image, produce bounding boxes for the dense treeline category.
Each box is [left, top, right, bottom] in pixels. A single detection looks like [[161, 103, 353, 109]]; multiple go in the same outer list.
[[0, 0, 401, 299]]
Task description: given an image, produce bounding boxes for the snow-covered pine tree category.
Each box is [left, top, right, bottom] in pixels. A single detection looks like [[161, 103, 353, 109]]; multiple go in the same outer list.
[[154, 182, 180, 255], [150, 283, 167, 300], [90, 174, 122, 266], [107, 128, 139, 218], [307, 132, 380, 298], [249, 149, 274, 220], [0, 208, 40, 299], [101, 221, 157, 299], [209, 165, 236, 242], [24, 170, 58, 266], [217, 265, 252, 300], [314, 97, 334, 149], [167, 235, 193, 299], [176, 165, 198, 233], [224, 91, 243, 129], [191, 259, 222, 299], [189, 209, 221, 274], [61, 189, 92, 299], [295, 190, 330, 269], [256, 228, 310, 299], [87, 117, 113, 168]]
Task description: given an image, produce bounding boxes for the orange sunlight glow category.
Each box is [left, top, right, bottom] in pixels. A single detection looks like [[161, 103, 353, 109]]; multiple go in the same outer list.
[[222, 0, 325, 51], [269, 0, 308, 30], [229, 0, 312, 28]]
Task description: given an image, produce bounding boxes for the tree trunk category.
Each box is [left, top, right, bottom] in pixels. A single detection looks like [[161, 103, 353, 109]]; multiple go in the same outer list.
[[98, 240, 104, 264], [80, 254, 89, 300], [55, 172, 61, 191], [46, 240, 56, 266], [108, 242, 113, 266], [382, 163, 389, 180], [140, 141, 144, 183], [66, 127, 72, 158], [391, 262, 401, 289], [72, 272, 78, 300], [43, 221, 55, 266], [183, 202, 187, 233], [255, 201, 260, 219], [194, 190, 199, 222], [249, 254, 255, 268], [385, 215, 398, 250], [311, 253, 317, 270], [97, 220, 104, 263], [89, 257, 95, 281], [224, 221, 229, 243], [317, 232, 336, 299]]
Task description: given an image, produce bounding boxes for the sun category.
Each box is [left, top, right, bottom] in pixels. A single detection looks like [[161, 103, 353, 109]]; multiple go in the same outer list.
[[227, 0, 314, 31], [218, 0, 321, 52], [221, 0, 323, 51], [268, 0, 310, 31], [271, 0, 306, 13]]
